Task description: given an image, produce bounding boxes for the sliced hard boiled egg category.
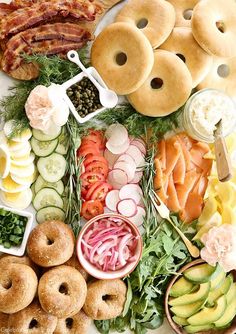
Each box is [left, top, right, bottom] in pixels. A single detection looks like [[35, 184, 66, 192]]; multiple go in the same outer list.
[[11, 153, 35, 167], [0, 175, 29, 193], [0, 189, 32, 210], [11, 167, 37, 186], [10, 162, 35, 178], [198, 196, 219, 227], [0, 131, 8, 145], [8, 140, 26, 153], [4, 120, 32, 142], [10, 142, 31, 159], [0, 144, 11, 179]]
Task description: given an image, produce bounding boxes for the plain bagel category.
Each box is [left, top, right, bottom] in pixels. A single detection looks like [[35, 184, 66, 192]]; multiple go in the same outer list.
[[160, 27, 212, 87], [167, 0, 199, 27], [127, 50, 192, 117], [54, 310, 92, 334], [197, 56, 236, 98], [8, 300, 57, 334], [0, 263, 38, 314], [27, 220, 75, 267], [115, 0, 175, 48], [191, 0, 236, 57], [91, 22, 154, 95], [38, 265, 87, 318]]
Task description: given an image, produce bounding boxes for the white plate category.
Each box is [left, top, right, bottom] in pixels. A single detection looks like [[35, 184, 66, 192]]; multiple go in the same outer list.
[[0, 0, 174, 332]]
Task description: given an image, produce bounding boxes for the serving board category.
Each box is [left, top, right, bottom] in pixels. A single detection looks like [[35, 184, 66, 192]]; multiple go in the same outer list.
[[0, 0, 175, 333]]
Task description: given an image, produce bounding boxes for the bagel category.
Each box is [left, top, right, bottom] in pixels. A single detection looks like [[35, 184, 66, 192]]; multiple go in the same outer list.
[[0, 254, 39, 275], [8, 300, 57, 334], [54, 310, 91, 334], [191, 0, 236, 57], [127, 50, 192, 117], [38, 265, 87, 318], [167, 0, 199, 27], [83, 279, 127, 320], [160, 27, 212, 87], [0, 312, 9, 332], [0, 263, 38, 314], [115, 0, 175, 48], [64, 253, 89, 282], [197, 56, 236, 98], [91, 22, 154, 95], [27, 220, 75, 267]]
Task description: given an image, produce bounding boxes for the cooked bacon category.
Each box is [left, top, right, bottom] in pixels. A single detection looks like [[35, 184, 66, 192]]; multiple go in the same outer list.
[[0, 0, 101, 40], [2, 22, 91, 72], [0, 3, 17, 18]]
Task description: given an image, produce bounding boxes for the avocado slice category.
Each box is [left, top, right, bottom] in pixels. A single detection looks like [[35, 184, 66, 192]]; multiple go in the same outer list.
[[184, 263, 221, 284], [170, 277, 195, 298], [172, 316, 188, 326], [169, 282, 210, 306], [171, 299, 206, 318], [184, 324, 214, 333], [207, 274, 233, 306], [210, 268, 225, 290], [226, 282, 236, 305], [214, 297, 236, 328], [187, 295, 227, 326]]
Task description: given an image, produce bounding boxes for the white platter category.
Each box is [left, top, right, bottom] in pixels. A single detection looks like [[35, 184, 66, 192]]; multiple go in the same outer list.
[[0, 0, 174, 333]]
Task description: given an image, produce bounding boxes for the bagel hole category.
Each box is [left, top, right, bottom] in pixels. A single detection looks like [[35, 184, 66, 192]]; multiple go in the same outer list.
[[29, 319, 38, 329], [183, 9, 193, 20], [59, 283, 69, 295], [217, 64, 230, 78], [66, 318, 73, 329], [136, 18, 148, 29], [2, 279, 12, 290], [46, 238, 54, 245], [216, 21, 225, 33], [115, 52, 127, 66], [102, 294, 113, 301], [151, 78, 163, 90], [176, 53, 186, 63]]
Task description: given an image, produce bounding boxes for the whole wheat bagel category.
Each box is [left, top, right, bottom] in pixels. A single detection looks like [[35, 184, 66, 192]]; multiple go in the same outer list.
[[27, 220, 75, 267], [160, 27, 212, 87], [64, 253, 89, 282], [197, 56, 236, 98], [167, 0, 199, 27], [115, 0, 175, 48], [127, 50, 192, 117], [0, 254, 39, 275], [191, 0, 236, 57], [54, 310, 92, 334], [0, 263, 38, 314], [0, 312, 9, 333], [38, 265, 87, 318], [8, 300, 57, 334], [91, 22, 154, 95]]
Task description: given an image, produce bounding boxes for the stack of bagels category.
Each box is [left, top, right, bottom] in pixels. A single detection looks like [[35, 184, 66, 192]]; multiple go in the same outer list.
[[91, 0, 236, 117], [0, 220, 127, 334]]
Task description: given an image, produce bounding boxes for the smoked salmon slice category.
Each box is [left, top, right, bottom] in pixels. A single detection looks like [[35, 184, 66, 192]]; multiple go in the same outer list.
[[167, 173, 181, 212], [165, 138, 181, 176], [173, 148, 186, 184], [180, 193, 203, 223], [154, 158, 167, 203], [157, 140, 166, 170], [190, 143, 212, 174], [176, 170, 199, 208], [176, 135, 194, 171]]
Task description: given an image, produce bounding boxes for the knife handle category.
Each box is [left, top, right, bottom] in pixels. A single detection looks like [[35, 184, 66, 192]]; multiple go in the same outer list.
[[214, 136, 232, 182]]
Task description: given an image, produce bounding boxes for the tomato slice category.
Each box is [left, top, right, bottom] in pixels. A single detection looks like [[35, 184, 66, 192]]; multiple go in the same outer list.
[[84, 155, 108, 168], [90, 182, 113, 202], [81, 200, 104, 220], [78, 145, 100, 157], [85, 161, 109, 178], [81, 173, 105, 198], [85, 130, 105, 150], [85, 181, 104, 201]]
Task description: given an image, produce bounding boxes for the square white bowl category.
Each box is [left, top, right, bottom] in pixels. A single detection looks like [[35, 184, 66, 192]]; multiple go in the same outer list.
[[61, 67, 107, 124], [0, 205, 33, 256]]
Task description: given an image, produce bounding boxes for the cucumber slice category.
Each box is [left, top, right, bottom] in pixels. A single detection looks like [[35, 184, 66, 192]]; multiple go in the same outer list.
[[35, 175, 64, 195], [37, 153, 66, 183], [55, 128, 69, 155], [33, 188, 63, 210], [36, 206, 65, 224], [32, 128, 61, 141], [31, 138, 58, 157]]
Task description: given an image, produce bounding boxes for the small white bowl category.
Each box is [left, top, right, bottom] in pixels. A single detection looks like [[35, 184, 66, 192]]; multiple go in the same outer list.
[[77, 213, 143, 280], [0, 205, 33, 256], [61, 67, 108, 124]]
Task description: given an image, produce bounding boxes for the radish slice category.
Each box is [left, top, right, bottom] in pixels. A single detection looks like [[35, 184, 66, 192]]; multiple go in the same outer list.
[[117, 154, 136, 166], [114, 161, 136, 183], [130, 171, 143, 184], [119, 184, 143, 205], [105, 190, 120, 211], [108, 169, 128, 189], [104, 149, 119, 168], [105, 124, 128, 146], [131, 139, 146, 155], [129, 206, 146, 226], [125, 145, 145, 167], [117, 199, 137, 217], [106, 138, 130, 155]]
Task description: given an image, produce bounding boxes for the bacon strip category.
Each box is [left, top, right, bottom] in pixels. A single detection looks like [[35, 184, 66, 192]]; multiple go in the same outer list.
[[0, 0, 101, 40], [2, 22, 91, 72]]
